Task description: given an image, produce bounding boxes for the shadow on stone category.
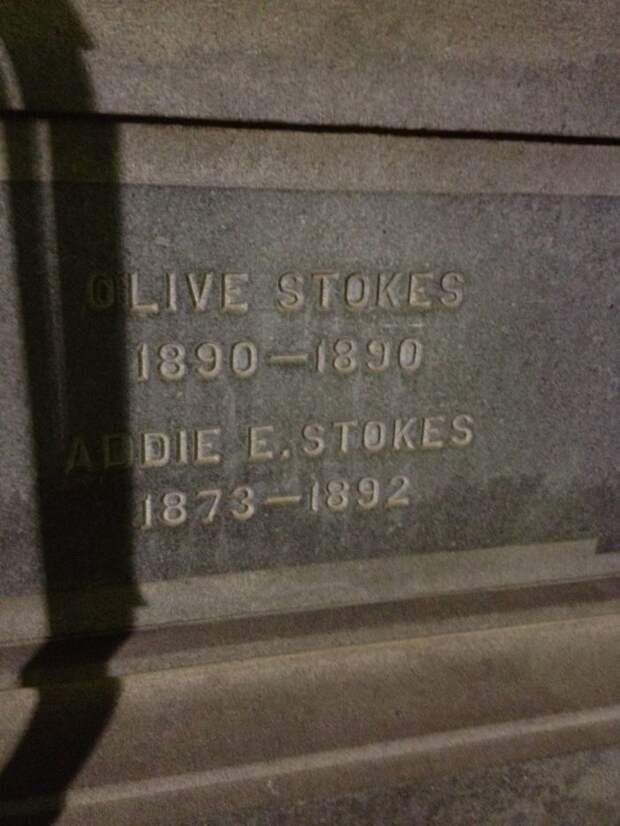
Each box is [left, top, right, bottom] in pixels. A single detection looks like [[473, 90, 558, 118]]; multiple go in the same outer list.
[[0, 2, 139, 822]]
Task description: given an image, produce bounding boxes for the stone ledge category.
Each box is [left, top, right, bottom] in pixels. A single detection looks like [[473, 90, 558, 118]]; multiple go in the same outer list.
[[1, 614, 619, 823]]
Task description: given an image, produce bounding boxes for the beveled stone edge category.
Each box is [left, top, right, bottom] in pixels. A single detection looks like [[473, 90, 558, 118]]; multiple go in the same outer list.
[[1, 615, 619, 823], [32, 706, 620, 824], [0, 119, 619, 195], [1, 538, 618, 644]]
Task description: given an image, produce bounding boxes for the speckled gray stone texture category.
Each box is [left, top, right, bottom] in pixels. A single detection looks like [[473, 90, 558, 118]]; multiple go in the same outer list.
[[1, 184, 618, 596], [206, 746, 620, 825], [0, 1, 618, 136]]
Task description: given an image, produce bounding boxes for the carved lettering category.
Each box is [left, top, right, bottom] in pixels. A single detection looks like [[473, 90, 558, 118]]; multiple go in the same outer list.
[[248, 425, 275, 462], [222, 272, 249, 314], [186, 272, 214, 311], [195, 429, 222, 464]]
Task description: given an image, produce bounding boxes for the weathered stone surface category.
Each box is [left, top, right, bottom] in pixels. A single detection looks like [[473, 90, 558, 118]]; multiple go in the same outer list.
[[2, 541, 619, 644], [1, 615, 619, 823], [0, 13, 618, 815], [210, 746, 620, 826], [0, 123, 618, 599], [0, 1, 618, 136]]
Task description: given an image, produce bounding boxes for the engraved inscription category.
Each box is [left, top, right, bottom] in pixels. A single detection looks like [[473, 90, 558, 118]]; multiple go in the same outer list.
[[134, 336, 424, 382], [71, 264, 474, 543], [64, 414, 475, 473], [139, 473, 418, 529], [86, 270, 465, 315]]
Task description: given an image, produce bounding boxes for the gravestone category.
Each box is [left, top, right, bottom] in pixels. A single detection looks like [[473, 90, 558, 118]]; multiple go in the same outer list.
[[0, 3, 619, 824], [1, 124, 618, 606]]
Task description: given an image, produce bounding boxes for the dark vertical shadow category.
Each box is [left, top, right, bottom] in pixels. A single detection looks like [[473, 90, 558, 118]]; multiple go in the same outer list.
[[0, 3, 139, 822]]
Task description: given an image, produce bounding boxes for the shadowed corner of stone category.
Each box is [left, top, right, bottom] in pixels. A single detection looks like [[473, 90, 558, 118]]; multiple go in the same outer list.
[[586, 479, 620, 556], [555, 475, 620, 556], [420, 471, 620, 561]]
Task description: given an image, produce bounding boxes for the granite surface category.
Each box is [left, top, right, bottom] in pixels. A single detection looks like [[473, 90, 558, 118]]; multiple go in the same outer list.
[[1, 179, 618, 596], [209, 746, 620, 826], [0, 4, 619, 822], [0, 1, 618, 136]]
